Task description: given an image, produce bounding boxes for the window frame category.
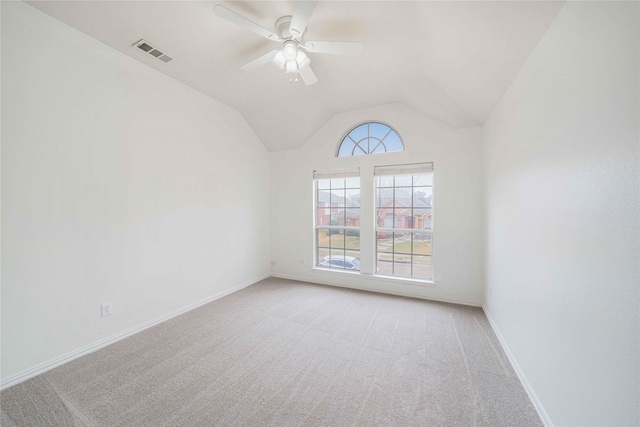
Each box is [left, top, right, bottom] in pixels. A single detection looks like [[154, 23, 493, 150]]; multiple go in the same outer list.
[[374, 165, 434, 281], [313, 163, 435, 285], [313, 171, 361, 273], [335, 121, 404, 157]]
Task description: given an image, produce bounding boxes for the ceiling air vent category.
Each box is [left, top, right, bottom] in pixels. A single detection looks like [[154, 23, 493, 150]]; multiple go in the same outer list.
[[133, 39, 174, 64]]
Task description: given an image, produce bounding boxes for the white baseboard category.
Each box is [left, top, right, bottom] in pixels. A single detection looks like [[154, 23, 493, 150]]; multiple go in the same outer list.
[[271, 272, 482, 307], [0, 274, 269, 391], [482, 306, 553, 427]]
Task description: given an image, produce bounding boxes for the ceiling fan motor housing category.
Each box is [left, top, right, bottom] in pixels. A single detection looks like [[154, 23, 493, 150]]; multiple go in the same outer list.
[[275, 16, 303, 41]]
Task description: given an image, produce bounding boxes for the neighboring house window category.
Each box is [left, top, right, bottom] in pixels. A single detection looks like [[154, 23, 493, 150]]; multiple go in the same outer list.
[[314, 170, 361, 271], [375, 164, 433, 280], [337, 122, 404, 157]]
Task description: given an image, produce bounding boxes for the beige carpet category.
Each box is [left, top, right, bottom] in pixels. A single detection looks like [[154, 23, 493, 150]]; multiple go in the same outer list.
[[0, 278, 541, 426]]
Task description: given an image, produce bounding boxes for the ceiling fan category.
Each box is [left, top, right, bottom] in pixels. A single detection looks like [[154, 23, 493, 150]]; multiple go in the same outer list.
[[212, 1, 363, 85]]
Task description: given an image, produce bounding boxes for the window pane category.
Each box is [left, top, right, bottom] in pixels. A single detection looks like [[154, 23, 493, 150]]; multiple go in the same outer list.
[[404, 213, 417, 229], [382, 211, 396, 228], [330, 189, 344, 206], [319, 249, 348, 269], [369, 122, 389, 139], [330, 178, 345, 189], [377, 252, 393, 275], [394, 209, 406, 228], [398, 208, 415, 228], [332, 229, 346, 249], [345, 208, 361, 227], [329, 209, 344, 225], [317, 189, 330, 206], [393, 231, 412, 254], [338, 139, 354, 157], [421, 212, 432, 230], [345, 229, 360, 250], [413, 187, 432, 207], [344, 250, 361, 271], [316, 208, 331, 226], [376, 208, 389, 228], [317, 179, 330, 190], [349, 124, 368, 142], [383, 131, 403, 152], [377, 176, 394, 188], [395, 175, 412, 187], [371, 141, 386, 153], [346, 189, 360, 207], [353, 144, 367, 155], [394, 188, 411, 208], [413, 174, 432, 186], [413, 233, 431, 255], [317, 247, 331, 265], [407, 212, 421, 229], [345, 177, 360, 189], [412, 255, 431, 279], [316, 229, 331, 249], [377, 232, 393, 253], [377, 188, 393, 207], [394, 254, 411, 277]]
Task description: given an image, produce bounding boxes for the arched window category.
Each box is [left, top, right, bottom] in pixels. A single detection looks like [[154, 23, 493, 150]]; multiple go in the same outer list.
[[337, 122, 404, 157]]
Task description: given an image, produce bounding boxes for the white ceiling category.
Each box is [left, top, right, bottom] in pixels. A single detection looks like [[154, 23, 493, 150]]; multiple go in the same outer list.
[[26, 1, 564, 151]]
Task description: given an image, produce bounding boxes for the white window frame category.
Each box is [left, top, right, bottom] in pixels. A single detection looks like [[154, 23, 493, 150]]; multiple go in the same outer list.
[[313, 169, 361, 272], [313, 163, 435, 284], [374, 163, 434, 281]]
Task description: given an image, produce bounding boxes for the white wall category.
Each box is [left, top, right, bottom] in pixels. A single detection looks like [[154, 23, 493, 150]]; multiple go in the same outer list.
[[270, 103, 484, 305], [483, 2, 639, 426], [1, 1, 270, 382]]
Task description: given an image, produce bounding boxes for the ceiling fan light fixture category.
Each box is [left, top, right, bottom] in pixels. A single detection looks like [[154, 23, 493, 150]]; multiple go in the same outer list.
[[285, 60, 298, 74], [296, 50, 310, 69], [273, 50, 286, 69], [275, 45, 309, 74], [283, 40, 298, 61]]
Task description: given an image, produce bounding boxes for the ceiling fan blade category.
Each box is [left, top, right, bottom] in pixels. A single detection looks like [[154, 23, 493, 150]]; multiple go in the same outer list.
[[289, 0, 317, 39], [240, 50, 279, 72], [303, 41, 363, 56], [213, 5, 281, 41], [299, 66, 318, 85]]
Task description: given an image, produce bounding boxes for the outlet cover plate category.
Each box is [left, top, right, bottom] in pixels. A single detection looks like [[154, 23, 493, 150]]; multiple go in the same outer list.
[[101, 303, 112, 317]]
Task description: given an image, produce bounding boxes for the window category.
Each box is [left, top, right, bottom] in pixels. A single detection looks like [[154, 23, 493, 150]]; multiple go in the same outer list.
[[375, 164, 433, 280], [337, 122, 404, 157], [314, 170, 361, 271]]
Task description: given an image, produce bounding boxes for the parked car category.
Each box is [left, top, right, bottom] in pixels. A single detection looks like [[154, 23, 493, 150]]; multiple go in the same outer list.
[[318, 255, 360, 270]]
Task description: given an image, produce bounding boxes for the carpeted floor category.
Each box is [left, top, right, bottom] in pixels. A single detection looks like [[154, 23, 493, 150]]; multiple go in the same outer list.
[[0, 278, 542, 426]]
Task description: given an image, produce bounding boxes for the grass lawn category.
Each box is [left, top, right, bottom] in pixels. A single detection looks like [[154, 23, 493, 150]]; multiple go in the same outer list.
[[392, 240, 431, 255], [317, 231, 360, 250], [378, 239, 431, 255], [318, 231, 430, 254]]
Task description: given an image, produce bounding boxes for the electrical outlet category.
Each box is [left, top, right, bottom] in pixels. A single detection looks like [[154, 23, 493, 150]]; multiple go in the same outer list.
[[101, 303, 112, 317]]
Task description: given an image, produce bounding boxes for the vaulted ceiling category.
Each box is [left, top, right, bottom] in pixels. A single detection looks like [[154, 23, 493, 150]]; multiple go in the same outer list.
[[27, 1, 564, 151]]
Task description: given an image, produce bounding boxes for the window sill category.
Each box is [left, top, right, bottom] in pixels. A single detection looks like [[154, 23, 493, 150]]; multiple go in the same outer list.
[[371, 274, 437, 287], [312, 267, 437, 287], [313, 266, 361, 276]]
